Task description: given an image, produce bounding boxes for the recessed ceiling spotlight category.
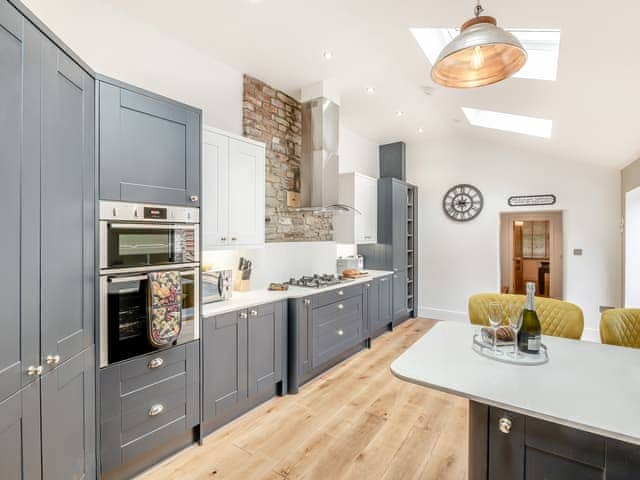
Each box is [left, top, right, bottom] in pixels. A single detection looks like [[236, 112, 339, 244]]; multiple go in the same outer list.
[[396, 111, 405, 117], [418, 127, 425, 134], [366, 86, 376, 95], [323, 51, 333, 60]]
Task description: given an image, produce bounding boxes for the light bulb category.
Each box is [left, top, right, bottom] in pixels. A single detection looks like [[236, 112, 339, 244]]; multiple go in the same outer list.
[[471, 46, 485, 69]]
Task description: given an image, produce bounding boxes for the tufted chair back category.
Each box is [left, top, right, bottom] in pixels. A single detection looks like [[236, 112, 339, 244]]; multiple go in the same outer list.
[[468, 293, 584, 340], [600, 309, 640, 348]]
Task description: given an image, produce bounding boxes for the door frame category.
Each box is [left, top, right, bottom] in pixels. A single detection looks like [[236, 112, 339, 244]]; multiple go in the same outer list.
[[499, 211, 564, 299]]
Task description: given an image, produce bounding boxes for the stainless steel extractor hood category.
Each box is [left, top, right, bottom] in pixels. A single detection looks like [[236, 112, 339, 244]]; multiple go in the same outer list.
[[287, 96, 359, 214]]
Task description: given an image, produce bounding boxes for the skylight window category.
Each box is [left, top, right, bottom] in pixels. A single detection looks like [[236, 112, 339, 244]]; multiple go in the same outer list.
[[461, 107, 553, 138], [410, 28, 560, 81]]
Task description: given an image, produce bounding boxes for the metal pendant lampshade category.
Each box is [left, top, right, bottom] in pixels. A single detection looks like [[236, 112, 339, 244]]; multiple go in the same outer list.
[[431, 3, 527, 88]]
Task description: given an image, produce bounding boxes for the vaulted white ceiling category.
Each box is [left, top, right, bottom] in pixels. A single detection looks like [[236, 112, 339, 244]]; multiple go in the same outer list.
[[65, 1, 640, 167]]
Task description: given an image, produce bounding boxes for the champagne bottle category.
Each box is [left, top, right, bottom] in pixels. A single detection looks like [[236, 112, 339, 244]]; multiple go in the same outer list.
[[518, 282, 542, 354]]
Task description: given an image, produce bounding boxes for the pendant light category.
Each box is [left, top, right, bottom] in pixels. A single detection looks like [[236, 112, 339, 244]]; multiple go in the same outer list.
[[431, 1, 527, 88]]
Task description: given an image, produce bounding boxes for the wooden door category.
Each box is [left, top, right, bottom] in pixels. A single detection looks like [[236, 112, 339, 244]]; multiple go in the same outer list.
[[202, 129, 230, 248], [40, 38, 94, 369], [41, 348, 95, 480], [0, 383, 41, 480], [228, 138, 265, 246], [203, 311, 248, 421], [0, 1, 40, 401], [247, 303, 283, 397], [98, 80, 201, 206]]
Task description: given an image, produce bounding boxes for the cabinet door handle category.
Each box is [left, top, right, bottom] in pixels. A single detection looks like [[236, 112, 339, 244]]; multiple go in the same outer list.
[[337, 329, 344, 336], [239, 312, 248, 319], [148, 357, 164, 369], [365, 283, 371, 288], [250, 309, 258, 317], [231, 237, 237, 241], [45, 354, 61, 366], [190, 195, 199, 202], [26, 365, 43, 376], [221, 237, 227, 241], [303, 299, 311, 306], [337, 290, 344, 296], [338, 304, 344, 310], [498, 417, 512, 434], [380, 278, 386, 283], [148, 404, 164, 417]]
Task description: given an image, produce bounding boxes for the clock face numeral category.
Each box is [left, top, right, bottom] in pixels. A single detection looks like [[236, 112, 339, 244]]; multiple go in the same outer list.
[[443, 184, 483, 222]]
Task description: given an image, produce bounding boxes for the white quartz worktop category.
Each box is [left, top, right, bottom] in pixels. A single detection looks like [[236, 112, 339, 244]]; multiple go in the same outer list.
[[201, 269, 394, 318], [391, 321, 640, 445]]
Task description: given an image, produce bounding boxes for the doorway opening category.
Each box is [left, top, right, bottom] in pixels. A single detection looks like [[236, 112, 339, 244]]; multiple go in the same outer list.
[[500, 211, 563, 299]]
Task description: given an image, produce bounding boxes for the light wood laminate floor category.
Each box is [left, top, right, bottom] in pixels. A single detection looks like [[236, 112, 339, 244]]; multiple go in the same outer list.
[[139, 319, 468, 480]]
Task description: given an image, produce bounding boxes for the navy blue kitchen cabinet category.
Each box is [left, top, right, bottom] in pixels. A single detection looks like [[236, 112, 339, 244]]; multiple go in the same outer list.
[[0, 1, 96, 479], [203, 301, 286, 435], [98, 76, 202, 207]]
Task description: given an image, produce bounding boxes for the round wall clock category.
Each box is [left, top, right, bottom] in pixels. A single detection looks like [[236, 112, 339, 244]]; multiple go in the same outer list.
[[442, 184, 484, 222]]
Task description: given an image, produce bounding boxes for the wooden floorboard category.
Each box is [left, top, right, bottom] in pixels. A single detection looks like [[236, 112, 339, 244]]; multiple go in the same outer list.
[[137, 318, 468, 480]]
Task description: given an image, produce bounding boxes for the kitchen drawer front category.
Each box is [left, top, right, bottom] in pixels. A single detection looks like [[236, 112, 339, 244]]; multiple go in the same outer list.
[[312, 296, 363, 367], [100, 342, 199, 475], [119, 345, 187, 396], [312, 283, 363, 308], [120, 373, 187, 445]]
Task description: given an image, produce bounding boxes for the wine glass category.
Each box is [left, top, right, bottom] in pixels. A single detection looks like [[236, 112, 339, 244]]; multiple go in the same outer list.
[[506, 302, 523, 358], [487, 302, 503, 356]]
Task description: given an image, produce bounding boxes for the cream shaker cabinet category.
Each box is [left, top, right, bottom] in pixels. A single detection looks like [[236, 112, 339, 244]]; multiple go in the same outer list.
[[202, 127, 265, 248]]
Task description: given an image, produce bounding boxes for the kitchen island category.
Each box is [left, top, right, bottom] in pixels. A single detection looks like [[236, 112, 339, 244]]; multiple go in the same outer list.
[[391, 321, 640, 479]]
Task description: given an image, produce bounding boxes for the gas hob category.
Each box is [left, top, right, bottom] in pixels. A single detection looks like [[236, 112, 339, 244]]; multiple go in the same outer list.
[[286, 274, 349, 289]]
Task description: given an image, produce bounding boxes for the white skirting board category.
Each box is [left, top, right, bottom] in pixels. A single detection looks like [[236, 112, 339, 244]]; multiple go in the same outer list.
[[418, 306, 602, 343]]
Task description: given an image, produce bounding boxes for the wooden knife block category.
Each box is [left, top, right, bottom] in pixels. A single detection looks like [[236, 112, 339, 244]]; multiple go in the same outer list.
[[234, 270, 251, 292]]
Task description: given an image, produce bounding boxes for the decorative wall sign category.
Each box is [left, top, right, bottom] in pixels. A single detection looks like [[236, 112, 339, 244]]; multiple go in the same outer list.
[[508, 194, 557, 207], [443, 184, 484, 222]]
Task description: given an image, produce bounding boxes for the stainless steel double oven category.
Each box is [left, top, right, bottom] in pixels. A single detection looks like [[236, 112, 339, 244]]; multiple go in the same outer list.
[[99, 201, 200, 367]]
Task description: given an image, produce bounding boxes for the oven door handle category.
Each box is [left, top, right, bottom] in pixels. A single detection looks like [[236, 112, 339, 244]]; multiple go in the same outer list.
[[108, 275, 148, 284], [108, 223, 196, 230]]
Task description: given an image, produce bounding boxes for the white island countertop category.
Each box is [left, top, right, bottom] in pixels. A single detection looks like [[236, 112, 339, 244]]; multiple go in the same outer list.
[[391, 321, 640, 446], [202, 269, 394, 318]]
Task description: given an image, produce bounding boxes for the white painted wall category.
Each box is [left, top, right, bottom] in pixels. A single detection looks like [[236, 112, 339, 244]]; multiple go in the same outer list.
[[339, 126, 379, 178], [22, 0, 243, 134], [624, 187, 640, 306], [202, 242, 339, 290], [406, 137, 621, 341]]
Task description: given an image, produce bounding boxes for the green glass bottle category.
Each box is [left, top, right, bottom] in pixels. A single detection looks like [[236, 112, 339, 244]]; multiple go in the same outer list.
[[517, 282, 541, 354]]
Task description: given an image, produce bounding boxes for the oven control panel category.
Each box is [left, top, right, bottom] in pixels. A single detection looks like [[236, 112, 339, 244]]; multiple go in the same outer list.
[[99, 201, 199, 223]]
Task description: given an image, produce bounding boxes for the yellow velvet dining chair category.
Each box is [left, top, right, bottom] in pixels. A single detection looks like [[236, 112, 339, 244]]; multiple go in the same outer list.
[[600, 308, 640, 348], [468, 293, 584, 340]]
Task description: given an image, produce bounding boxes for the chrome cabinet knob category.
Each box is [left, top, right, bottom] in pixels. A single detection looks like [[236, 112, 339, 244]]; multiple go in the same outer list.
[[365, 283, 371, 288], [148, 357, 164, 369], [499, 417, 512, 434], [148, 404, 164, 417], [45, 354, 61, 366], [250, 310, 258, 317], [239, 312, 248, 319], [303, 299, 311, 305], [337, 329, 344, 336], [380, 278, 386, 283], [190, 195, 199, 202], [338, 304, 344, 310], [26, 365, 43, 377], [231, 237, 237, 241], [337, 290, 344, 296], [221, 237, 227, 241]]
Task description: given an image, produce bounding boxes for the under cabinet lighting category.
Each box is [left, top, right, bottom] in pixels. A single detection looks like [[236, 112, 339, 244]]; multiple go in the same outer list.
[[461, 107, 552, 138], [411, 28, 560, 81]]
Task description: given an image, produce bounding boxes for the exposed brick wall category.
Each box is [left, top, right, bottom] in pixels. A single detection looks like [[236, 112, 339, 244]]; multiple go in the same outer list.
[[242, 75, 333, 242]]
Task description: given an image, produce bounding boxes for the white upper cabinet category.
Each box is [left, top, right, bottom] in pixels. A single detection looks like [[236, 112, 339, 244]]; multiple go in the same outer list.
[[202, 127, 265, 249], [334, 172, 378, 244]]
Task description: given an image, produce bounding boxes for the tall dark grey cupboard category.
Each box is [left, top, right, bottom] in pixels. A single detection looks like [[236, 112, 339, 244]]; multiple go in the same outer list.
[[0, 1, 95, 478]]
